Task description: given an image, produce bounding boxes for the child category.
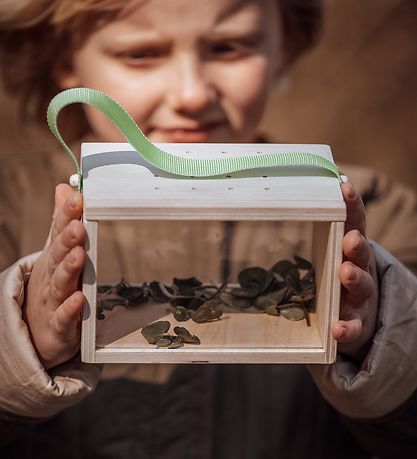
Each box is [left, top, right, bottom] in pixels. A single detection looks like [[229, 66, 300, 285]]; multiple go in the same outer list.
[[0, 0, 417, 457]]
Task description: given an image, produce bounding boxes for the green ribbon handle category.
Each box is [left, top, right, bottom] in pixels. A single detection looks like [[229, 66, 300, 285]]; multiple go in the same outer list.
[[47, 87, 342, 192]]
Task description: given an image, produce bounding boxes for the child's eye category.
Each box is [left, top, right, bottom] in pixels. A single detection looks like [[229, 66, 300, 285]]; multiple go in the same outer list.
[[210, 42, 244, 59], [119, 48, 167, 66], [208, 38, 260, 60], [212, 43, 237, 54]]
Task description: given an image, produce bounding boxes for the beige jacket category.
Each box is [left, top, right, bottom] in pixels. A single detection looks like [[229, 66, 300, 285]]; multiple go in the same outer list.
[[1, 148, 417, 420]]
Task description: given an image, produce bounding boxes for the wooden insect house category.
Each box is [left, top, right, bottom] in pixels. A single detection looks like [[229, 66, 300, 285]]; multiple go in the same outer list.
[[48, 89, 346, 365]]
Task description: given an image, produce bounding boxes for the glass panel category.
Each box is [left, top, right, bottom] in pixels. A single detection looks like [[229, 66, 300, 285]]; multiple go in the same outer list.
[[95, 220, 323, 351]]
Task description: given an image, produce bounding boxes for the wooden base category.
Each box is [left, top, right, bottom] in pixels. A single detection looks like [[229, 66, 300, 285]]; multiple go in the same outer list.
[[93, 348, 330, 364], [89, 301, 332, 364]]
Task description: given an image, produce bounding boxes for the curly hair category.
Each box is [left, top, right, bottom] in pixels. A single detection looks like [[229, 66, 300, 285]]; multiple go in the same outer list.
[[0, 0, 323, 139]]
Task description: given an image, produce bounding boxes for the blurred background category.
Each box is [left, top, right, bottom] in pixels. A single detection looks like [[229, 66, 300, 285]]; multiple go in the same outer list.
[[262, 0, 417, 190], [1, 0, 416, 190]]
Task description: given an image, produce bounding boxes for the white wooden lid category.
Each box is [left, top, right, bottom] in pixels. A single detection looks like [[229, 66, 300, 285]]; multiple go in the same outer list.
[[81, 143, 346, 221]]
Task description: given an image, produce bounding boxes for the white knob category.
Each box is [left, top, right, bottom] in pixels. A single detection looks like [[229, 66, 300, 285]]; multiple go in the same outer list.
[[69, 174, 79, 187]]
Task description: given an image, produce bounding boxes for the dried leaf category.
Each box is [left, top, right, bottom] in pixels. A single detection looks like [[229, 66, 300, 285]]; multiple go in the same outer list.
[[255, 297, 276, 310], [173, 306, 191, 322], [219, 292, 252, 309], [238, 266, 273, 294], [168, 336, 184, 349], [126, 296, 149, 308], [97, 284, 113, 294], [174, 326, 201, 344], [97, 307, 105, 320], [114, 280, 131, 295], [294, 255, 312, 270], [155, 336, 173, 348], [285, 274, 302, 293], [277, 302, 299, 310], [265, 305, 280, 316], [255, 288, 287, 310], [301, 290, 315, 303], [191, 298, 223, 323], [178, 286, 196, 297], [300, 279, 315, 291], [117, 285, 144, 300], [173, 276, 202, 289], [100, 298, 125, 311], [270, 260, 294, 276], [230, 286, 259, 298], [187, 297, 206, 310], [170, 297, 204, 309], [149, 281, 173, 302], [141, 321, 171, 344], [280, 306, 305, 321], [289, 294, 303, 304]]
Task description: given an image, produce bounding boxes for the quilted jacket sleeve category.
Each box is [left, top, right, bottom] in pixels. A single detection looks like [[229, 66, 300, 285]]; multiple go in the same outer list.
[[0, 254, 101, 445], [308, 165, 417, 456]]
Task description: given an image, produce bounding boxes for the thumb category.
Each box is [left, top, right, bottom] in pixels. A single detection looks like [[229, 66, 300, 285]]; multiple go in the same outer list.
[[54, 183, 75, 216]]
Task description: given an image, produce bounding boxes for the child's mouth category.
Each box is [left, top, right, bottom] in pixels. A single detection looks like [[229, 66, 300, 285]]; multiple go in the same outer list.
[[149, 121, 226, 142]]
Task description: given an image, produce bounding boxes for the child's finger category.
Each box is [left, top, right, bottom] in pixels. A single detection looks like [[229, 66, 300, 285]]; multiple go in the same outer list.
[[51, 191, 83, 242], [342, 230, 371, 271], [332, 319, 362, 343], [53, 184, 74, 214], [43, 184, 75, 249], [48, 246, 85, 310], [339, 261, 374, 302], [341, 181, 366, 236], [47, 220, 86, 277], [50, 291, 84, 338]]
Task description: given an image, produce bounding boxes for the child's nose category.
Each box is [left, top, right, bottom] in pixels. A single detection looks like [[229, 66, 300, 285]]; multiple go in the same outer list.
[[167, 55, 217, 114]]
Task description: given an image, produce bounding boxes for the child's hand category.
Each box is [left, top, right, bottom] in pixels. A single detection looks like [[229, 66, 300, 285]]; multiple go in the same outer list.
[[24, 184, 86, 370], [332, 181, 379, 362]]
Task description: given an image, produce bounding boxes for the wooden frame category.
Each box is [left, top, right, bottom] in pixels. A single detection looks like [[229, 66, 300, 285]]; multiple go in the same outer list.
[[80, 143, 346, 364]]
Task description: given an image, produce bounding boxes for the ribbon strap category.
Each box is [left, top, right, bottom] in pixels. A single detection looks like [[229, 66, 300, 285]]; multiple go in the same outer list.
[[47, 87, 342, 191]]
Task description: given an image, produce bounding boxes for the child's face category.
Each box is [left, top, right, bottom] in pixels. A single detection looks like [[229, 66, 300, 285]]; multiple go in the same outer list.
[[58, 0, 283, 143]]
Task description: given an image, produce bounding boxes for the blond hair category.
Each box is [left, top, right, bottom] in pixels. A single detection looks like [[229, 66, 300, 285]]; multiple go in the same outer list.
[[0, 0, 322, 140]]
